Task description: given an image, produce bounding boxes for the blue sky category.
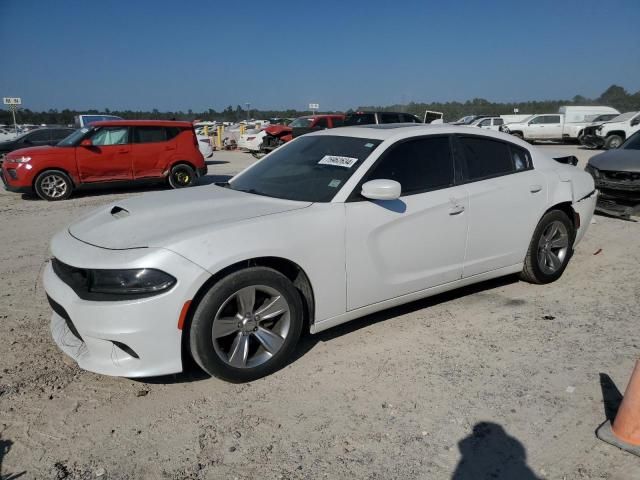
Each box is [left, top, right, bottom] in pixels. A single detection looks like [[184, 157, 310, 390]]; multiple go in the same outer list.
[[1, 0, 639, 112]]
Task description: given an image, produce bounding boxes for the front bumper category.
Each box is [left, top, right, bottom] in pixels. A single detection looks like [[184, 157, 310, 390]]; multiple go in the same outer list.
[[1, 163, 34, 193], [589, 170, 640, 219], [43, 230, 210, 377], [580, 134, 605, 149]]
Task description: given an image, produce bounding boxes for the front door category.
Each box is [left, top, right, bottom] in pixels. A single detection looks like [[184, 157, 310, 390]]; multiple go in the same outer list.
[[345, 135, 469, 310], [76, 126, 132, 183]]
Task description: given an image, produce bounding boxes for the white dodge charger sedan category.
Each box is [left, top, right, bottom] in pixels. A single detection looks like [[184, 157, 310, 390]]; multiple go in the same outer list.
[[44, 125, 597, 382]]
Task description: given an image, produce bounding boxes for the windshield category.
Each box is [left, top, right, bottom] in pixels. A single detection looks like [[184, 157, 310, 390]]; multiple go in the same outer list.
[[289, 118, 313, 128], [609, 112, 638, 123], [622, 131, 640, 150], [229, 135, 382, 202], [57, 127, 90, 146]]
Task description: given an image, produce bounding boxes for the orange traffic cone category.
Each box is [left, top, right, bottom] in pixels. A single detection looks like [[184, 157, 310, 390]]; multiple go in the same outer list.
[[597, 360, 640, 456]]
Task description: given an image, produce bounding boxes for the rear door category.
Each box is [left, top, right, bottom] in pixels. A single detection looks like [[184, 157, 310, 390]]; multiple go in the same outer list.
[[454, 135, 547, 276], [131, 126, 175, 179], [76, 126, 132, 182]]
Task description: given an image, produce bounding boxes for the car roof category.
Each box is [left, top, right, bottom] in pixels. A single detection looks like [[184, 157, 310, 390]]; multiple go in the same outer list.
[[90, 120, 193, 128], [309, 123, 529, 143]]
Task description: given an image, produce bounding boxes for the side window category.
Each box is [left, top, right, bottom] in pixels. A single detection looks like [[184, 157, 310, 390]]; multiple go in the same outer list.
[[546, 115, 561, 124], [401, 114, 419, 123], [314, 117, 329, 129], [91, 127, 129, 146], [494, 118, 504, 126], [364, 136, 454, 196], [458, 136, 514, 180], [478, 119, 492, 127], [510, 145, 532, 171], [331, 117, 344, 127], [166, 127, 181, 140], [26, 130, 51, 142], [380, 113, 402, 124], [529, 116, 545, 125], [134, 126, 166, 143], [53, 129, 72, 140]]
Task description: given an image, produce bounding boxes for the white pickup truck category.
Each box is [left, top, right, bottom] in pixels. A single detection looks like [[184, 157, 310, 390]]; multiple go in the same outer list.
[[500, 106, 619, 143], [580, 111, 640, 149]]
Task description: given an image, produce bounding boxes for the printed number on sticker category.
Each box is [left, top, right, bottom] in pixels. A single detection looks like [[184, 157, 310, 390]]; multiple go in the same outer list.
[[318, 155, 358, 168]]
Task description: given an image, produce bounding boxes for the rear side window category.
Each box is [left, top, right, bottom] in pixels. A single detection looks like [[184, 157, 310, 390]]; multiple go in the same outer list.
[[331, 117, 344, 127], [166, 127, 181, 140], [458, 136, 514, 180], [380, 113, 402, 124], [364, 136, 454, 196], [27, 130, 51, 142], [344, 113, 376, 126], [134, 127, 167, 143], [494, 118, 504, 126], [314, 117, 329, 129], [52, 129, 73, 140], [510, 145, 532, 171]]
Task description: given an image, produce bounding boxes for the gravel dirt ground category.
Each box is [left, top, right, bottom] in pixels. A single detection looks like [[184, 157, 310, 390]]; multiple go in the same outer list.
[[1, 145, 639, 480]]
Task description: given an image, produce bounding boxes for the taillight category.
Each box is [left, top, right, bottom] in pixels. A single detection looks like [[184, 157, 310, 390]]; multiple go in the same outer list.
[[192, 129, 198, 147]]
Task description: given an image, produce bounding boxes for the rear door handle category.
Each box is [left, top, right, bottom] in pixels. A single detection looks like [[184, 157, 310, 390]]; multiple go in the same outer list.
[[449, 205, 465, 215], [530, 185, 542, 193]]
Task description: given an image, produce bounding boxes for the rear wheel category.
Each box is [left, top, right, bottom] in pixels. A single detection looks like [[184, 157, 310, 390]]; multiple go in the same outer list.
[[168, 163, 196, 188], [604, 134, 623, 150], [189, 267, 304, 382], [34, 170, 73, 201], [520, 210, 574, 284]]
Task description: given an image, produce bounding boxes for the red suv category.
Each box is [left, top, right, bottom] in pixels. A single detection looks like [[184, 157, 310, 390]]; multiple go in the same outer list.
[[1, 120, 206, 201]]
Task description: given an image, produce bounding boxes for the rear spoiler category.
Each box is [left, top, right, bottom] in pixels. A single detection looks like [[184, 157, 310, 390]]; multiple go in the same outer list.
[[553, 155, 578, 166]]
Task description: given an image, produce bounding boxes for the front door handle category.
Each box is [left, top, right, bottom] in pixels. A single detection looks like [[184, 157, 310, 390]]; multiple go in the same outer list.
[[530, 185, 542, 193], [449, 205, 465, 215]]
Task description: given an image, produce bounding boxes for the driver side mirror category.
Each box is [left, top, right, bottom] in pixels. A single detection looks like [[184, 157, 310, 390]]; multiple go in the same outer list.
[[80, 138, 93, 147], [361, 179, 401, 201]]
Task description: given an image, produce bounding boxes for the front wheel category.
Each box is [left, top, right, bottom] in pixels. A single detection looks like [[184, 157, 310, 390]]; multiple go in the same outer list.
[[189, 267, 304, 382], [520, 210, 575, 284], [34, 169, 73, 201], [168, 163, 196, 189], [604, 135, 623, 150]]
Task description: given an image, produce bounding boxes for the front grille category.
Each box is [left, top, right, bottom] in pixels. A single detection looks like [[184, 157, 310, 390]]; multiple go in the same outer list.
[[47, 294, 83, 341], [601, 170, 640, 182]]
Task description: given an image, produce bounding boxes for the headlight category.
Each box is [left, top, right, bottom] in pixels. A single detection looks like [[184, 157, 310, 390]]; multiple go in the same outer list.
[[89, 268, 176, 295], [12, 156, 31, 163], [585, 164, 600, 178]]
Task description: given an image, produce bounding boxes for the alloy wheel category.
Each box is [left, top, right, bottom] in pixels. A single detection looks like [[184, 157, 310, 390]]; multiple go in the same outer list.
[[40, 174, 68, 199], [537, 220, 569, 275], [212, 285, 291, 368]]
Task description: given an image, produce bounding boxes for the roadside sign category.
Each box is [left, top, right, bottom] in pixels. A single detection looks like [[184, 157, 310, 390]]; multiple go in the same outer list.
[[3, 97, 22, 105], [309, 103, 319, 110]]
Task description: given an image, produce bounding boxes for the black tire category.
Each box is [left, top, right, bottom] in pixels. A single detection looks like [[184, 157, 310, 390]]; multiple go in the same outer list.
[[520, 210, 575, 284], [189, 267, 304, 382], [34, 169, 73, 201], [604, 135, 623, 150], [168, 163, 196, 189]]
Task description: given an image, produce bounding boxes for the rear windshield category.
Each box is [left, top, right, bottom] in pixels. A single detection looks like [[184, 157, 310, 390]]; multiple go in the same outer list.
[[344, 113, 376, 126], [229, 135, 382, 202]]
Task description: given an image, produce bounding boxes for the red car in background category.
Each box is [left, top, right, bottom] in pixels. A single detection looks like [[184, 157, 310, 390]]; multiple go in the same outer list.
[[1, 120, 206, 201], [260, 114, 345, 153]]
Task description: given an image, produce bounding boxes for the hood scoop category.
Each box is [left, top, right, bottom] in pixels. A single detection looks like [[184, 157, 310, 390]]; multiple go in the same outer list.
[[110, 206, 130, 218]]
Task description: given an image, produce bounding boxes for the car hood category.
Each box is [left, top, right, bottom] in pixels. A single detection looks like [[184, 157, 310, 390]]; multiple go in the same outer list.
[[6, 145, 60, 157], [588, 149, 640, 172], [68, 186, 312, 250]]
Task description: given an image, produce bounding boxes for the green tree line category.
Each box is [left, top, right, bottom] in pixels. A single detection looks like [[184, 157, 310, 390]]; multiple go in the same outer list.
[[2, 85, 639, 126]]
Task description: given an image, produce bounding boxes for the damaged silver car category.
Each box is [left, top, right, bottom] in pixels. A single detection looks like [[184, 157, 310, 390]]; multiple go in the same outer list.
[[585, 131, 640, 219]]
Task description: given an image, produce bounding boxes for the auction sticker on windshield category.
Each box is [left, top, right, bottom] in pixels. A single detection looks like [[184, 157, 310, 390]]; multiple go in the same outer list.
[[318, 155, 358, 168]]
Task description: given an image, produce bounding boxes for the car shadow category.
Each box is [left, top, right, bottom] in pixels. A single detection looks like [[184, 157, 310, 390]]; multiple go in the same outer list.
[[451, 422, 541, 479], [143, 274, 520, 385], [205, 160, 229, 166], [599, 373, 623, 422], [0, 433, 26, 480], [18, 174, 233, 201]]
